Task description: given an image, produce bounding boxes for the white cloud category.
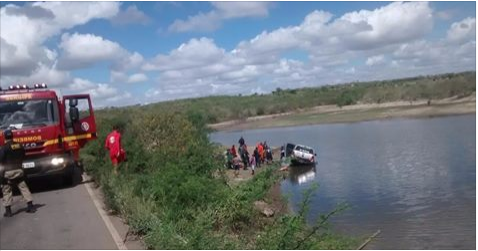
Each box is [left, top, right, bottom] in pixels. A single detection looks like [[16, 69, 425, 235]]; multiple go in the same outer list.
[[58, 33, 126, 70], [168, 11, 221, 33], [142, 2, 475, 102], [345, 67, 356, 74], [114, 52, 144, 71], [110, 5, 151, 26], [90, 83, 118, 99], [143, 37, 226, 71], [211, 2, 271, 19], [302, 10, 334, 29], [69, 78, 96, 91], [366, 55, 385, 66], [110, 70, 127, 83], [221, 65, 259, 81], [394, 40, 426, 59], [4, 3, 55, 19], [143, 36, 320, 100], [0, 2, 141, 106], [4, 65, 148, 98], [1, 2, 147, 85], [391, 16, 476, 73], [24, 63, 70, 87], [111, 71, 148, 85], [232, 1, 433, 71], [0, 37, 39, 76], [1, 2, 119, 48], [1, 63, 70, 88], [64, 78, 134, 108], [110, 52, 146, 83], [104, 92, 133, 104], [0, 1, 123, 94], [0, 2, 120, 76], [447, 17, 476, 44], [237, 27, 303, 57], [145, 88, 161, 98], [127, 73, 148, 83], [56, 32, 144, 84], [339, 2, 433, 49], [33, 2, 120, 28], [168, 2, 272, 32]]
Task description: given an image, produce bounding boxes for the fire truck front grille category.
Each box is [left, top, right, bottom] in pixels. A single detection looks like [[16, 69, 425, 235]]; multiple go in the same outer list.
[[24, 141, 46, 153]]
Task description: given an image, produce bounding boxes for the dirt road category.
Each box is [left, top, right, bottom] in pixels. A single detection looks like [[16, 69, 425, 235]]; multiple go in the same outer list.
[[0, 168, 142, 249]]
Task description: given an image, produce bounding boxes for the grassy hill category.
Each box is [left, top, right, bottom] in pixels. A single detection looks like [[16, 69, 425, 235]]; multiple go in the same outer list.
[[101, 71, 475, 124]]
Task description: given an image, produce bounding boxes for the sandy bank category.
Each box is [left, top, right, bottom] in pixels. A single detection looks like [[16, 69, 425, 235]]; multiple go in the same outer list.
[[209, 95, 475, 132]]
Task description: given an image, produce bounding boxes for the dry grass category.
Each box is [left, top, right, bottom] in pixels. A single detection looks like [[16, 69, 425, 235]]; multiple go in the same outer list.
[[210, 96, 476, 131]]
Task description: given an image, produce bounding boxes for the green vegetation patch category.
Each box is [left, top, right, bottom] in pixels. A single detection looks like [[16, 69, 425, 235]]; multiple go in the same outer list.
[[81, 108, 358, 249]]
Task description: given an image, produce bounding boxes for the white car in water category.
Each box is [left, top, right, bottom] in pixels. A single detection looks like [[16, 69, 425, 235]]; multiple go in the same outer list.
[[288, 143, 316, 165]]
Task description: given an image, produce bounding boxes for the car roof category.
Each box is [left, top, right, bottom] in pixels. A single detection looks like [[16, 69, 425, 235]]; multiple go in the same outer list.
[[295, 144, 314, 151]]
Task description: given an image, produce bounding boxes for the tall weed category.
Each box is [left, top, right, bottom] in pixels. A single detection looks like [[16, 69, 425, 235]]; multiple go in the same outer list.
[[81, 108, 356, 249]]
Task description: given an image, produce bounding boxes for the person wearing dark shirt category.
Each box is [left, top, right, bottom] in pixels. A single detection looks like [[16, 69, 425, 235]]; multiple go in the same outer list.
[[280, 146, 285, 161], [254, 147, 261, 168], [238, 136, 245, 146], [0, 129, 36, 217]]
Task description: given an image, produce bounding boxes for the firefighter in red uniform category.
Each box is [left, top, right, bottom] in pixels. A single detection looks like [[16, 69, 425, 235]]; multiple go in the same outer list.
[[104, 125, 125, 175]]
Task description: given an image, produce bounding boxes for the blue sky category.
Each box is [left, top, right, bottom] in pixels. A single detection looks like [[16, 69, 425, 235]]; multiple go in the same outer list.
[[0, 1, 476, 107]]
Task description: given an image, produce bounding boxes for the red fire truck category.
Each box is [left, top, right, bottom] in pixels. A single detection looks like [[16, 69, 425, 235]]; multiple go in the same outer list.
[[0, 83, 97, 185]]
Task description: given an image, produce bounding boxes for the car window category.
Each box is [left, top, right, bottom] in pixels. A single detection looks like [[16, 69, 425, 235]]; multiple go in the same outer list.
[[295, 146, 313, 154]]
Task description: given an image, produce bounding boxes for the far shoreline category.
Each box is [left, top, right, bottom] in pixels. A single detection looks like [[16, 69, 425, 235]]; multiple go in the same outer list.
[[208, 95, 476, 132]]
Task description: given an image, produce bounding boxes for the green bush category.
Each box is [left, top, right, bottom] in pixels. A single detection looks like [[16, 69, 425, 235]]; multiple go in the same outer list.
[[336, 90, 358, 108], [256, 106, 265, 116], [82, 103, 359, 249]]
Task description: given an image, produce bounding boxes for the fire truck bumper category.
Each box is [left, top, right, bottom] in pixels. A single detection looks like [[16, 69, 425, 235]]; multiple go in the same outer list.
[[22, 154, 75, 178]]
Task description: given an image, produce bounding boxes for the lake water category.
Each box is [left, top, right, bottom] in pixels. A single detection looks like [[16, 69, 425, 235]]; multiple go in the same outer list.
[[210, 114, 476, 249]]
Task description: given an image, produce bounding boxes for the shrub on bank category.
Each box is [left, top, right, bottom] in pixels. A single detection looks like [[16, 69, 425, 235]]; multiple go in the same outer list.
[[81, 109, 357, 249]]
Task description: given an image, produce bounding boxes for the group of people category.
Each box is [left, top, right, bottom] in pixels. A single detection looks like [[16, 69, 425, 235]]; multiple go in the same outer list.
[[224, 136, 250, 176], [254, 141, 273, 165], [224, 136, 274, 177]]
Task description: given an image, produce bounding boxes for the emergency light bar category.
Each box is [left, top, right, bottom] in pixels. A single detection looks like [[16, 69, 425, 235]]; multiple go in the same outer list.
[[8, 84, 28, 90], [34, 83, 48, 89], [9, 85, 20, 90], [6, 83, 48, 90]]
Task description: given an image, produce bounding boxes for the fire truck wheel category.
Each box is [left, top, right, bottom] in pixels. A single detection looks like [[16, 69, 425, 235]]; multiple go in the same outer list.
[[62, 165, 75, 187]]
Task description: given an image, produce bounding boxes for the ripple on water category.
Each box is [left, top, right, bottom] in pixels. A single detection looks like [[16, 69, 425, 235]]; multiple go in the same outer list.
[[211, 115, 476, 249]]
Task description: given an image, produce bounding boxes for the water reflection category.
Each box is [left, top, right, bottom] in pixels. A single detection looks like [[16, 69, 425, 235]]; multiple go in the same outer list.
[[288, 164, 316, 185], [210, 115, 476, 249]]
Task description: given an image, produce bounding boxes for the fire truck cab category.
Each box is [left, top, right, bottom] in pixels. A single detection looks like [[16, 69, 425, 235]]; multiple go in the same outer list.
[[0, 84, 97, 185]]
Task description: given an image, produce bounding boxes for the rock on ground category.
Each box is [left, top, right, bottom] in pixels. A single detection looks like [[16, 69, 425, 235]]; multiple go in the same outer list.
[[254, 200, 275, 217]]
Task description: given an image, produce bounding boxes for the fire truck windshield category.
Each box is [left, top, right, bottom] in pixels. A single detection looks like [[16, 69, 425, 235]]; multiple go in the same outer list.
[[0, 99, 59, 129]]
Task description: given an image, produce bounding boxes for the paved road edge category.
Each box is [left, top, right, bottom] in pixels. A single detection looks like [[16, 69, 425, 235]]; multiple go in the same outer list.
[[82, 174, 128, 250]]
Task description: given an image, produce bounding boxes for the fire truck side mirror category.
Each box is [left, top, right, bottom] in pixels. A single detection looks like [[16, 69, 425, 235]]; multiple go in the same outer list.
[[70, 107, 79, 122]]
